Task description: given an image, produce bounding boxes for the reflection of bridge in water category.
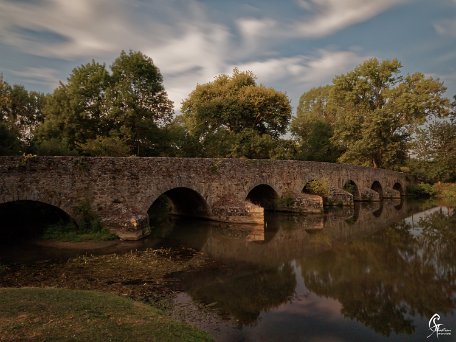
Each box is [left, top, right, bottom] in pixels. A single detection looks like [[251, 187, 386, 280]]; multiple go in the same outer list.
[[198, 200, 419, 266]]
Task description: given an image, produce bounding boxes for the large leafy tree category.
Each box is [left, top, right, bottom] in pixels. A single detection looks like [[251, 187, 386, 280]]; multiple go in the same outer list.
[[36, 61, 110, 153], [36, 51, 174, 156], [107, 50, 174, 155], [181, 69, 291, 158], [330, 58, 449, 169], [0, 77, 18, 155], [10, 85, 46, 145], [0, 77, 45, 155], [291, 86, 341, 162], [412, 118, 456, 182]]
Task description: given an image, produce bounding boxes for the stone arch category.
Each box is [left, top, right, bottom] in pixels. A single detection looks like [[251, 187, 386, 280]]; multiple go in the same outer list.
[[246, 184, 279, 210], [148, 187, 210, 220], [0, 192, 75, 224], [343, 180, 361, 201], [0, 200, 77, 241], [393, 182, 404, 197], [371, 181, 383, 199]]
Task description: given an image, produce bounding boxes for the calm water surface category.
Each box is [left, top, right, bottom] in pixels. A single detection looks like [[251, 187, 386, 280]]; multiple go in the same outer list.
[[157, 200, 456, 341], [2, 199, 456, 341]]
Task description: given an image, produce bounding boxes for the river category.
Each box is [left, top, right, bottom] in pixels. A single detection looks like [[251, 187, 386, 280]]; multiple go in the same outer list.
[[1, 199, 455, 341]]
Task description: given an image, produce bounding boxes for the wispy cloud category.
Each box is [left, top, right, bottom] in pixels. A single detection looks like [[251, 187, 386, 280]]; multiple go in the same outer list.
[[231, 50, 367, 108], [434, 19, 456, 37], [0, 0, 403, 109], [0, 0, 233, 105], [236, 0, 406, 46], [292, 0, 406, 37], [11, 67, 61, 87]]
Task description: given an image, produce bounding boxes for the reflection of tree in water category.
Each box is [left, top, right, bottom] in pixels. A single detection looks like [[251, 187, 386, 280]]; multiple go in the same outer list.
[[417, 208, 456, 276], [300, 208, 456, 337], [178, 262, 296, 326]]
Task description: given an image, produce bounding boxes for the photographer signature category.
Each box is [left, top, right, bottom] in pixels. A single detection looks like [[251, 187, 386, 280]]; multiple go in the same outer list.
[[428, 313, 451, 339]]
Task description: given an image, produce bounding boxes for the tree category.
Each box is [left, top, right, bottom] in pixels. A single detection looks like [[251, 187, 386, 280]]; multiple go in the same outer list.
[[35, 61, 110, 153], [295, 85, 336, 124], [10, 85, 45, 145], [291, 86, 341, 162], [0, 76, 45, 154], [106, 50, 174, 155], [330, 58, 449, 169], [412, 118, 456, 182], [181, 69, 291, 158], [35, 51, 174, 156]]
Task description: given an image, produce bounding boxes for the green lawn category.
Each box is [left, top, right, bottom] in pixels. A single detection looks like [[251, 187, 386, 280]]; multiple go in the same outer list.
[[0, 287, 212, 342]]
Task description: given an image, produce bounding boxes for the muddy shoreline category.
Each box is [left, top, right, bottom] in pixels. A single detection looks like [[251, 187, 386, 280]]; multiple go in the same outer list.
[[0, 241, 219, 310]]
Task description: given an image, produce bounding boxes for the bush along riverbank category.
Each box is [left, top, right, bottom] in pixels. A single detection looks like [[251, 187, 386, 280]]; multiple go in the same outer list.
[[407, 182, 456, 205], [42, 201, 117, 242], [42, 221, 117, 242]]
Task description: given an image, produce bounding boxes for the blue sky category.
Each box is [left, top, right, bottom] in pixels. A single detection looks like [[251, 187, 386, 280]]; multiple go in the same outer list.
[[1, 0, 455, 112]]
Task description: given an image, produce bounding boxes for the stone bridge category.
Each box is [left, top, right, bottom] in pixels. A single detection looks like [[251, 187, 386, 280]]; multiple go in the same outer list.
[[0, 156, 410, 240]]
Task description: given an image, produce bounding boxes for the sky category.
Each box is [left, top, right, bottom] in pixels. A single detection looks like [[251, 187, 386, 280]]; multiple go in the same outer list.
[[1, 0, 455, 113]]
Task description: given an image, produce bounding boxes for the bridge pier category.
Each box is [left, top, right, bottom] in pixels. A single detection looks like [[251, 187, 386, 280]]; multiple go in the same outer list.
[[326, 189, 353, 206], [383, 188, 401, 199], [275, 193, 324, 213], [102, 210, 150, 241], [211, 199, 264, 224], [359, 188, 381, 201]]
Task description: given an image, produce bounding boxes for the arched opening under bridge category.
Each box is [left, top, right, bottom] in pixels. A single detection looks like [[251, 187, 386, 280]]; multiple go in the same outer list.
[[0, 200, 75, 244], [302, 179, 329, 198], [246, 184, 278, 211], [371, 181, 384, 200], [148, 187, 210, 229], [343, 180, 360, 201], [393, 182, 404, 197]]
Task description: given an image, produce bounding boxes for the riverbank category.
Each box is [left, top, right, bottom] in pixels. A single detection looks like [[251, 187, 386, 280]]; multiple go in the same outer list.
[[0, 287, 211, 341], [0, 245, 221, 340], [434, 182, 456, 203], [0, 246, 215, 307]]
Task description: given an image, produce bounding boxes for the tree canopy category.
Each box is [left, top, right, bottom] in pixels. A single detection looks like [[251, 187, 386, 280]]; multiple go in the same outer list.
[[291, 86, 341, 162], [411, 118, 456, 182], [0, 76, 45, 155], [35, 50, 174, 156], [181, 69, 292, 158], [331, 58, 449, 169], [292, 58, 450, 169]]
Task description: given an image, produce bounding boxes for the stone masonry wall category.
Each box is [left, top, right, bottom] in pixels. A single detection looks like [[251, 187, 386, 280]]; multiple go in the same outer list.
[[0, 156, 410, 240]]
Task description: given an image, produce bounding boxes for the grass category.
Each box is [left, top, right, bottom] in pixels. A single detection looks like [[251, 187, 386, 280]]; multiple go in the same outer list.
[[433, 183, 456, 199], [41, 200, 118, 242], [0, 248, 211, 309], [42, 222, 117, 242], [0, 287, 212, 342]]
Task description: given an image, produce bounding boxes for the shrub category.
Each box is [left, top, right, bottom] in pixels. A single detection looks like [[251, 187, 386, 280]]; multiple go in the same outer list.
[[303, 178, 330, 197], [433, 183, 456, 200], [406, 183, 436, 198]]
